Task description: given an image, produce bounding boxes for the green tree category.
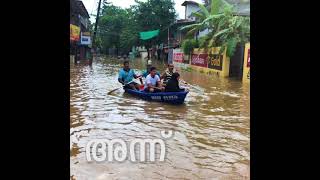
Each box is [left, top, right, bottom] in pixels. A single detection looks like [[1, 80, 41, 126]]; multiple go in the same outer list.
[[98, 4, 128, 53], [132, 0, 176, 45], [182, 39, 199, 63], [119, 8, 140, 53], [96, 0, 177, 55]]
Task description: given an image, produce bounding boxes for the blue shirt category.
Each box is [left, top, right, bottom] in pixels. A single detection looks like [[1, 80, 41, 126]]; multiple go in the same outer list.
[[118, 68, 136, 83]]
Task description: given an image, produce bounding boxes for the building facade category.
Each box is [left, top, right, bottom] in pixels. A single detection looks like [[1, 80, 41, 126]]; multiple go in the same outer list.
[[70, 0, 91, 62], [182, 1, 200, 21]]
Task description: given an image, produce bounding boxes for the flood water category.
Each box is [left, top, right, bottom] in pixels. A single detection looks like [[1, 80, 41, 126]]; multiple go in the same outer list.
[[70, 57, 250, 180]]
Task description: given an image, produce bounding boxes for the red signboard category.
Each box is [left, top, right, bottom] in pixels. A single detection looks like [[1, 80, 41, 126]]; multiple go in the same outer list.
[[173, 52, 184, 63], [247, 49, 250, 67], [191, 53, 208, 67]]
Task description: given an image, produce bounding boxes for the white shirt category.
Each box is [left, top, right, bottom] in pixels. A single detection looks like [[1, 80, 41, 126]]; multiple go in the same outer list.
[[144, 74, 160, 89]]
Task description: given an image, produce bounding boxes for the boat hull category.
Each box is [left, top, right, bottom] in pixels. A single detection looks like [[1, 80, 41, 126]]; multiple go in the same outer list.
[[124, 89, 188, 104]]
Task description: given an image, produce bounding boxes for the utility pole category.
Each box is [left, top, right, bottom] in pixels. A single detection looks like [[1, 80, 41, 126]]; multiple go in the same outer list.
[[90, 0, 103, 64], [93, 0, 102, 47], [167, 27, 169, 48]]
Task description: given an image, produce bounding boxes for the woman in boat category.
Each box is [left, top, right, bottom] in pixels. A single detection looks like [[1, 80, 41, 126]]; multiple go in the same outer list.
[[165, 72, 186, 92], [161, 63, 177, 86]]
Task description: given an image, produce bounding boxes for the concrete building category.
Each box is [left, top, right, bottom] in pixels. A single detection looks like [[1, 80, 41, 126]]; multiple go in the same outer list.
[[166, 1, 200, 49], [182, 1, 201, 21], [70, 0, 91, 62]]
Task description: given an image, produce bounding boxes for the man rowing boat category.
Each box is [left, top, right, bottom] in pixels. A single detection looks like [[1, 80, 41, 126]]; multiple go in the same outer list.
[[118, 60, 143, 90]]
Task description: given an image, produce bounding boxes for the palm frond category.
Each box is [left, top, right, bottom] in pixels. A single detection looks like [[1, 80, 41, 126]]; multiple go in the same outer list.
[[201, 14, 224, 25], [179, 23, 202, 30], [198, 3, 210, 17], [223, 4, 233, 15], [192, 12, 206, 21], [226, 38, 238, 57], [234, 17, 243, 29], [208, 36, 215, 47], [219, 45, 226, 55], [213, 28, 230, 38], [185, 27, 198, 38], [211, 0, 221, 15]]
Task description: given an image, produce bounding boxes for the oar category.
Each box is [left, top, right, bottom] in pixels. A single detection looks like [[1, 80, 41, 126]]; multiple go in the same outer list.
[[180, 80, 203, 92], [108, 75, 144, 95], [107, 80, 134, 95]]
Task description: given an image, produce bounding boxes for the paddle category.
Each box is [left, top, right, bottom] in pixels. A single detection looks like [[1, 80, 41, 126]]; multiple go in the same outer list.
[[180, 80, 203, 92], [108, 74, 145, 94], [107, 80, 134, 95]]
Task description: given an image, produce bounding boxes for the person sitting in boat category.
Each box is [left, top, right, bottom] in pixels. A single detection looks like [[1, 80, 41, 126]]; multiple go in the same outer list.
[[165, 72, 186, 92], [142, 60, 161, 78], [144, 67, 164, 93], [161, 63, 177, 86], [118, 60, 143, 90]]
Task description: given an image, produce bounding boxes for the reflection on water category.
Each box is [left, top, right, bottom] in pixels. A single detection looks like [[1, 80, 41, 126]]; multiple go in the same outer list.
[[70, 57, 250, 180]]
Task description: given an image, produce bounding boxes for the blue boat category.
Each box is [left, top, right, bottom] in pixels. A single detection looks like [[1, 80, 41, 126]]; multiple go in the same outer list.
[[124, 88, 189, 104]]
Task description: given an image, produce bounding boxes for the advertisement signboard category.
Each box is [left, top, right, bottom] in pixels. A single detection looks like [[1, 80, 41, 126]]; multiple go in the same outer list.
[[173, 49, 184, 63], [80, 32, 91, 45], [208, 53, 224, 71], [191, 53, 208, 67], [70, 24, 80, 41]]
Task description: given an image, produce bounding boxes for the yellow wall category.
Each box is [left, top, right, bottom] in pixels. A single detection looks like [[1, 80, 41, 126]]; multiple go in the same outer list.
[[192, 47, 230, 77], [175, 45, 250, 80], [242, 43, 250, 83]]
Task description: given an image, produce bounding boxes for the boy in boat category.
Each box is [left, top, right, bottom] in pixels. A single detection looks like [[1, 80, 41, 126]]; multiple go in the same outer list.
[[144, 67, 164, 93], [118, 60, 143, 90], [161, 63, 177, 86]]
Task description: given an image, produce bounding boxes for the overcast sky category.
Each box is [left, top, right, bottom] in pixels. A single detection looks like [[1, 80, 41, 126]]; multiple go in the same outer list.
[[81, 0, 203, 23]]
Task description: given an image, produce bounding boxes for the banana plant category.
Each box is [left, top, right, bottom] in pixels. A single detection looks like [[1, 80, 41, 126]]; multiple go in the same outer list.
[[180, 0, 250, 57]]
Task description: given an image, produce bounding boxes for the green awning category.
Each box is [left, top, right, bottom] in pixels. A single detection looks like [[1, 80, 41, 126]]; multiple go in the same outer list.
[[139, 29, 159, 40]]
